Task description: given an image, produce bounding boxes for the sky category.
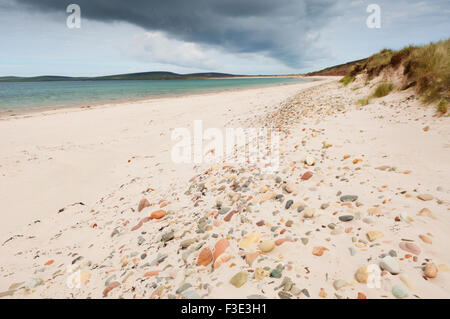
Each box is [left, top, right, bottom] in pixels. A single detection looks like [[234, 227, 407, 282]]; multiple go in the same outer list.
[[0, 0, 449, 77]]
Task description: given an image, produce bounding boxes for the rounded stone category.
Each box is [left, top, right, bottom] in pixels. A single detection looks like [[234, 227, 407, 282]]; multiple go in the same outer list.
[[339, 215, 354, 222], [259, 240, 275, 253], [392, 285, 408, 299], [379, 256, 400, 275]]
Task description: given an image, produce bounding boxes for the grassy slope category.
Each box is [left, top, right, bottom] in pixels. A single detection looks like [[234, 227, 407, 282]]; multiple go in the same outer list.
[[309, 39, 450, 112]]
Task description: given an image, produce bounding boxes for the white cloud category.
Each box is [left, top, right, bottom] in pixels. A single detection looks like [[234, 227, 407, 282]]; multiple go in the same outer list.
[[130, 32, 219, 70]]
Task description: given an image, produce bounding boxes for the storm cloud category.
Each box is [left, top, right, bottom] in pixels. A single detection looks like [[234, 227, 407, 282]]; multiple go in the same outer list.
[[11, 0, 340, 67]]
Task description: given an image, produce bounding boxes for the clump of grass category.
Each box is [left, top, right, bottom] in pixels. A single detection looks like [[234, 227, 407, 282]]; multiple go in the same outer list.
[[339, 75, 355, 86], [403, 39, 450, 104], [358, 97, 371, 106], [372, 82, 394, 98], [437, 99, 448, 114]]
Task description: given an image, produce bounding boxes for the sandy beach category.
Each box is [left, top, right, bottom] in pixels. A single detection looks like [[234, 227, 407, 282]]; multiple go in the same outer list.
[[0, 76, 449, 299]]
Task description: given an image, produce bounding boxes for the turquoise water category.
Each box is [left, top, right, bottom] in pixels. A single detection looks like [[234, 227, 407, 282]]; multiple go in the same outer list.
[[0, 77, 310, 110]]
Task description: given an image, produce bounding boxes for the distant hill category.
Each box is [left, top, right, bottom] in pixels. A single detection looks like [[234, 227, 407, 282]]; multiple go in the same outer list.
[[306, 58, 367, 76], [0, 71, 237, 82]]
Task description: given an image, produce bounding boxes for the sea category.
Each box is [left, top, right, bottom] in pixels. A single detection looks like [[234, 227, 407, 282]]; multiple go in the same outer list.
[[0, 77, 311, 111]]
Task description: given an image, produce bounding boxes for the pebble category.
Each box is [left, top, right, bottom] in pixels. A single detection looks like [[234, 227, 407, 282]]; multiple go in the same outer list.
[[176, 283, 192, 294], [366, 231, 384, 242], [103, 281, 120, 297], [218, 207, 231, 215], [355, 266, 371, 283], [320, 203, 329, 210], [303, 208, 315, 218], [255, 267, 268, 281], [312, 246, 328, 256], [333, 279, 347, 290], [392, 285, 408, 299], [197, 247, 213, 266], [270, 269, 282, 278], [137, 198, 150, 212], [259, 240, 275, 253], [301, 289, 310, 297], [180, 238, 197, 249], [240, 232, 259, 249], [424, 263, 438, 278], [25, 278, 43, 290], [301, 171, 313, 180], [285, 200, 294, 209], [399, 242, 421, 255], [379, 256, 400, 275], [340, 195, 358, 202], [419, 234, 432, 244], [182, 290, 200, 299], [150, 209, 166, 220], [230, 271, 248, 288], [417, 194, 433, 201], [339, 215, 353, 222], [305, 156, 315, 166]]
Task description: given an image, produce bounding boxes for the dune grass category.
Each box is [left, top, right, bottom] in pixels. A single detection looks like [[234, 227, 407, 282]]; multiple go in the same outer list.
[[372, 82, 394, 98], [437, 99, 448, 114], [358, 97, 371, 106], [339, 75, 355, 86], [348, 39, 449, 110]]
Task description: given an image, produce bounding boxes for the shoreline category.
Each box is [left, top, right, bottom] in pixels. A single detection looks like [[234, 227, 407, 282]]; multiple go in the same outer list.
[[0, 76, 318, 120], [0, 77, 336, 235]]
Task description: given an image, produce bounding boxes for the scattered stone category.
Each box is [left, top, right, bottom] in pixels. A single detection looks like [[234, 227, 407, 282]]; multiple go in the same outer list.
[[333, 279, 347, 290], [399, 242, 421, 255], [340, 195, 358, 202], [417, 194, 433, 201], [339, 215, 353, 222], [312, 246, 328, 256], [255, 268, 268, 281], [379, 256, 400, 275], [366, 231, 384, 242], [230, 271, 248, 288], [285, 200, 294, 209], [424, 263, 438, 278], [197, 247, 213, 266], [303, 208, 315, 218], [176, 283, 192, 294], [259, 240, 275, 253], [138, 198, 150, 212], [392, 285, 408, 299], [150, 209, 166, 220], [305, 156, 315, 166], [240, 232, 259, 249], [301, 171, 313, 180], [419, 234, 432, 244], [218, 207, 231, 215], [103, 281, 120, 297]]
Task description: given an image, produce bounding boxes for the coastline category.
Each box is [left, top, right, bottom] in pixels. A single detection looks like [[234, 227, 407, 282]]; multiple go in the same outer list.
[[0, 76, 317, 120], [1, 75, 449, 299]]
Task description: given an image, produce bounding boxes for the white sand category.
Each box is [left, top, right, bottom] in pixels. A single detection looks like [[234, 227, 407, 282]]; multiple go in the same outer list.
[[0, 79, 332, 234], [0, 76, 449, 299]]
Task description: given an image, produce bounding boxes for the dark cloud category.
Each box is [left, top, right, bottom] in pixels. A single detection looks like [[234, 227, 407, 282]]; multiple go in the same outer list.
[[11, 0, 340, 67]]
